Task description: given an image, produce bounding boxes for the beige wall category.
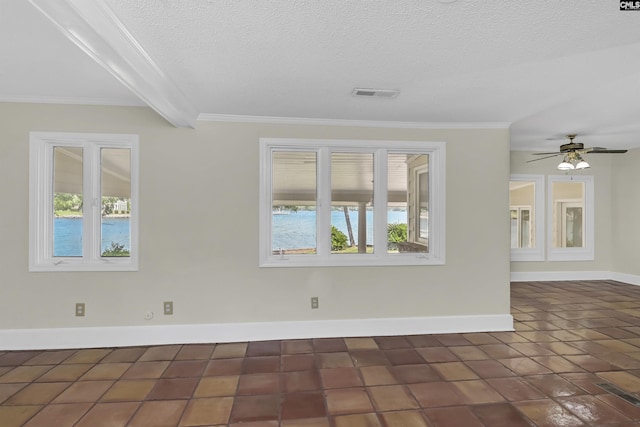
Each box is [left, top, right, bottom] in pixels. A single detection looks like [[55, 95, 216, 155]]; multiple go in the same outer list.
[[510, 151, 614, 273], [611, 147, 640, 276], [0, 103, 510, 332]]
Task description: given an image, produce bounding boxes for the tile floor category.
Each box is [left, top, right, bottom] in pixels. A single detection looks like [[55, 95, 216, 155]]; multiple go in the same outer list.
[[3, 280, 640, 426]]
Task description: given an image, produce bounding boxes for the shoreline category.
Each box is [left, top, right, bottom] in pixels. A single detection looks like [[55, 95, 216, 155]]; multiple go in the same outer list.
[[55, 214, 131, 219]]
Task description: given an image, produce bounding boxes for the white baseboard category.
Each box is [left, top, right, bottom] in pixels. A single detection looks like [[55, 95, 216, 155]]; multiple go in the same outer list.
[[510, 271, 611, 282], [610, 272, 640, 286], [0, 314, 514, 351]]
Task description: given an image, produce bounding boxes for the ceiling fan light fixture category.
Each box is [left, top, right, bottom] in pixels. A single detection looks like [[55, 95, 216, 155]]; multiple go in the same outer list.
[[575, 160, 590, 170], [557, 158, 575, 171]]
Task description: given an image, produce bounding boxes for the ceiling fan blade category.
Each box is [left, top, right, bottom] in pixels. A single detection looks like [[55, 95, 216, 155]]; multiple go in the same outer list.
[[532, 152, 562, 155], [584, 147, 628, 154], [527, 154, 562, 162]]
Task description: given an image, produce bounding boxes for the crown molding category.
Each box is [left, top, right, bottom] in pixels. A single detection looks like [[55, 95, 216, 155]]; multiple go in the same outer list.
[[28, 0, 198, 128], [0, 95, 145, 107], [198, 113, 512, 130]]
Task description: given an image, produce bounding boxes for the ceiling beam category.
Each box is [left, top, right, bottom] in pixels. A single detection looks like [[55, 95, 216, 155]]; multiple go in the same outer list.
[[29, 0, 198, 128]]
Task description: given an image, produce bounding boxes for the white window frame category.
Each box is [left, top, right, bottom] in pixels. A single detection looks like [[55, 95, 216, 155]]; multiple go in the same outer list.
[[414, 165, 429, 246], [547, 175, 594, 261], [29, 132, 139, 272], [259, 138, 446, 267], [510, 174, 545, 261]]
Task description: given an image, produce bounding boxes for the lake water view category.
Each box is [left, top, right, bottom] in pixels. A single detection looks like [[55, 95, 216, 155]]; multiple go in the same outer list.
[[53, 210, 407, 256]]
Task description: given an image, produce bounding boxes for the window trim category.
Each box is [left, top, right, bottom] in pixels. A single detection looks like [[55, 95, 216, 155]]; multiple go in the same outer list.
[[29, 132, 139, 272], [259, 138, 446, 267], [509, 174, 545, 261], [547, 174, 594, 261]]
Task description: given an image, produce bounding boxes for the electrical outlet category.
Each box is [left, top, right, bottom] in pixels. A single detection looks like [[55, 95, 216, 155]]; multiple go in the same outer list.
[[311, 297, 319, 309], [164, 301, 173, 315], [75, 303, 85, 317]]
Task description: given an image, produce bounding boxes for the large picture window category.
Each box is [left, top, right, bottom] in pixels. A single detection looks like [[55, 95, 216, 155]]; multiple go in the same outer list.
[[509, 174, 545, 261], [259, 138, 445, 267], [30, 132, 139, 271]]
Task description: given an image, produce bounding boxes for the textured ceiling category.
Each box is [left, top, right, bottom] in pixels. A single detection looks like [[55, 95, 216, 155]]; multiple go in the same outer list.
[[2, 0, 640, 151]]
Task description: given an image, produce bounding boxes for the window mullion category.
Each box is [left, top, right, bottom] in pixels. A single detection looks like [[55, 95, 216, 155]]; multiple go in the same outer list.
[[316, 147, 331, 257], [374, 149, 388, 257], [84, 144, 100, 261]]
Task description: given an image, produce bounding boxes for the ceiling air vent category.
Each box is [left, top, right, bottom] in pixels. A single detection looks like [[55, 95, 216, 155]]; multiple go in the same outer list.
[[352, 88, 400, 98]]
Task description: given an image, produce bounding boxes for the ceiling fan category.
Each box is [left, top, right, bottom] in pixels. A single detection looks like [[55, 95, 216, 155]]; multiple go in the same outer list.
[[528, 134, 628, 170]]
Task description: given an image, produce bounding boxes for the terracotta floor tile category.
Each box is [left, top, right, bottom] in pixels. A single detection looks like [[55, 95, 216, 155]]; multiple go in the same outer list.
[[23, 402, 92, 427], [450, 380, 505, 404], [100, 379, 155, 402], [282, 354, 316, 372], [465, 359, 517, 379], [596, 393, 640, 419], [0, 405, 43, 427], [100, 347, 147, 363], [62, 349, 111, 364], [345, 337, 379, 350], [243, 356, 280, 374], [247, 341, 282, 357], [325, 387, 374, 415], [312, 338, 347, 353], [0, 383, 27, 404], [333, 413, 382, 427], [360, 366, 397, 386], [462, 333, 502, 345], [137, 345, 182, 362], [406, 334, 443, 347], [229, 394, 280, 423], [179, 397, 234, 426], [162, 360, 208, 378], [472, 402, 534, 427], [432, 362, 479, 381], [0, 352, 40, 367], [408, 381, 465, 407], [565, 354, 619, 372], [237, 373, 279, 395], [479, 344, 524, 359], [514, 399, 586, 427], [175, 344, 215, 360], [487, 377, 546, 401], [380, 410, 429, 427], [75, 401, 139, 427], [435, 334, 473, 346], [282, 370, 322, 392], [121, 361, 170, 379], [211, 343, 248, 359], [229, 421, 279, 427], [147, 377, 199, 400], [563, 372, 610, 394], [320, 367, 363, 389], [525, 374, 586, 398], [424, 406, 484, 427], [509, 342, 556, 356], [204, 358, 243, 376], [374, 336, 412, 350], [416, 347, 458, 363], [392, 364, 440, 383], [449, 345, 490, 360], [498, 357, 553, 376], [538, 341, 585, 355], [0, 366, 53, 383], [316, 352, 354, 368], [531, 355, 584, 373], [52, 380, 113, 403], [6, 382, 70, 405], [280, 391, 326, 419], [281, 417, 330, 427], [368, 385, 419, 411], [128, 400, 188, 427], [194, 375, 240, 397], [23, 350, 75, 365], [35, 364, 93, 382], [282, 339, 314, 354], [350, 350, 390, 367], [492, 332, 531, 344], [384, 349, 425, 365], [558, 394, 630, 425], [79, 362, 131, 380]]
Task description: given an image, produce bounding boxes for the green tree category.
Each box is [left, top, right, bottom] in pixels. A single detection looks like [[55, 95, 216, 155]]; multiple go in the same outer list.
[[53, 193, 82, 213], [101, 242, 130, 257], [387, 223, 407, 250], [331, 226, 348, 251]]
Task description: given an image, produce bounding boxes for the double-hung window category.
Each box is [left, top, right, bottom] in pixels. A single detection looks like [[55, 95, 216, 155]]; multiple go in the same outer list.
[[259, 138, 445, 267], [29, 132, 139, 271]]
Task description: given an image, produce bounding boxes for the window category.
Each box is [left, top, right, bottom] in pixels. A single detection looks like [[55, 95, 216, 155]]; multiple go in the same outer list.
[[30, 132, 139, 271], [509, 175, 545, 261], [548, 175, 594, 261], [259, 138, 445, 267]]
